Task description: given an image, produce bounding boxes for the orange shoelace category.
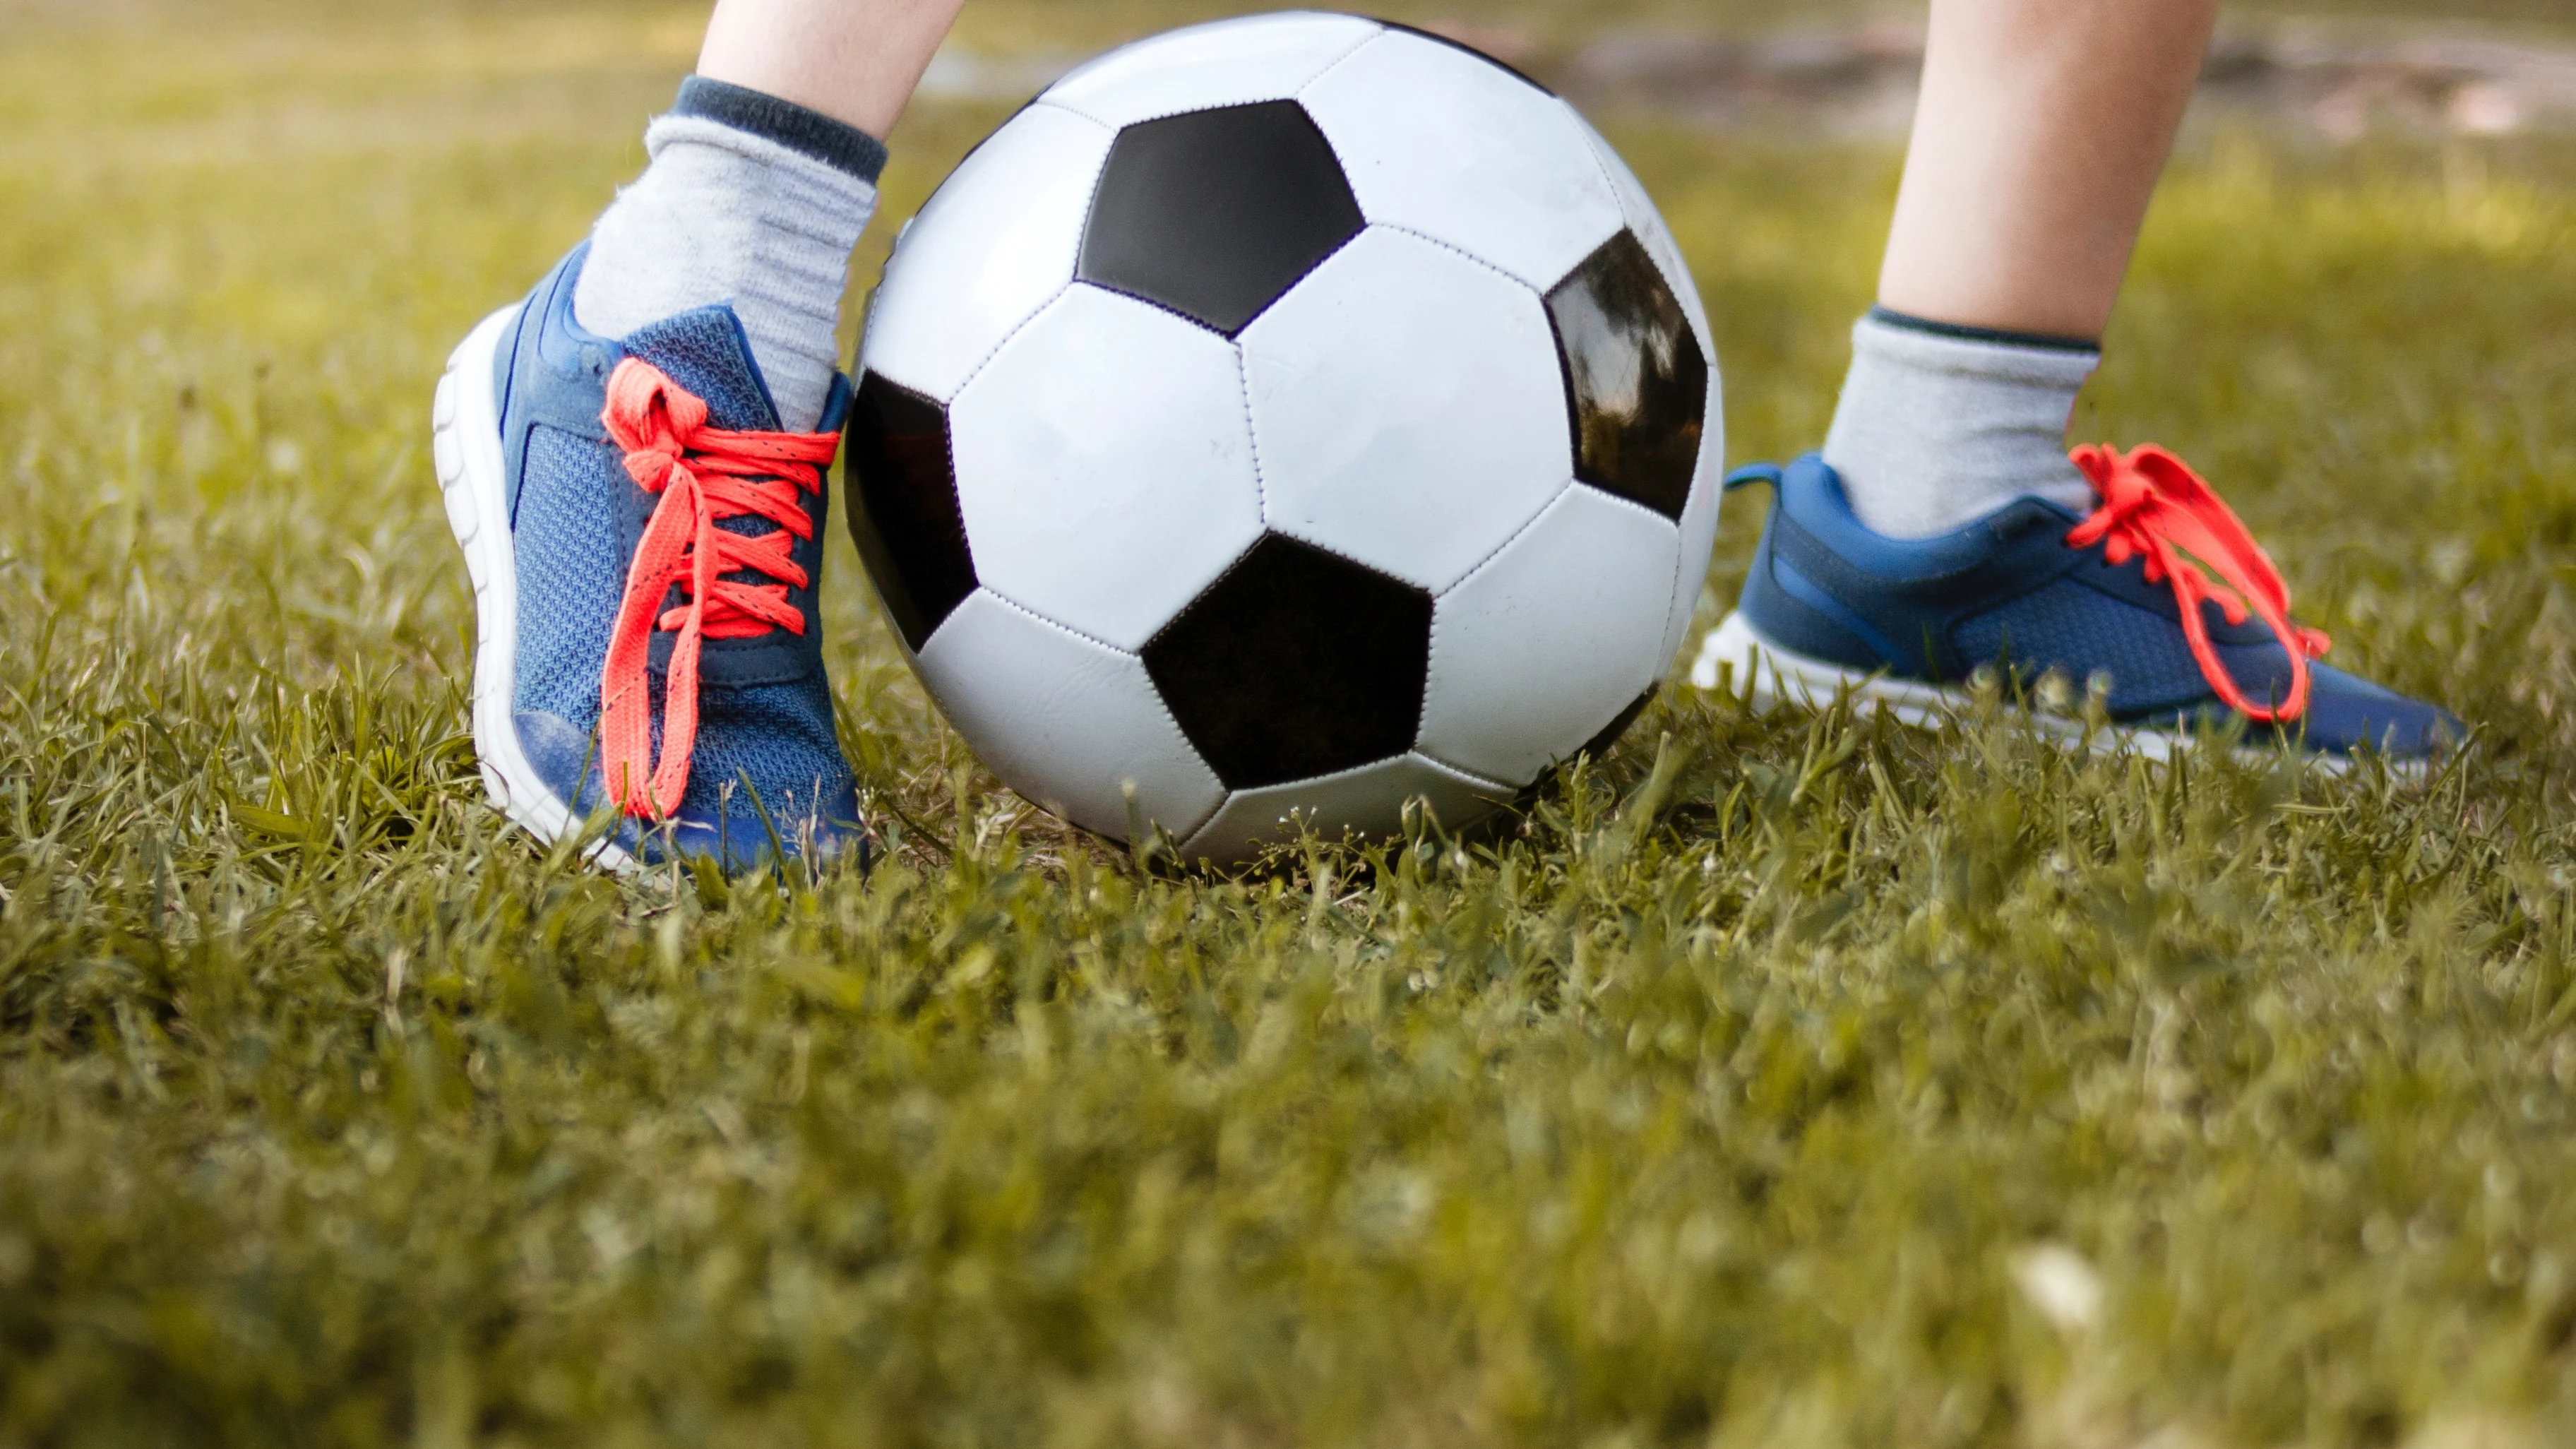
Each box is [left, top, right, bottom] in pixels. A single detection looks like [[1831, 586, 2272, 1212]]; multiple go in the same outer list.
[[597, 359, 841, 821], [2065, 443, 2331, 724]]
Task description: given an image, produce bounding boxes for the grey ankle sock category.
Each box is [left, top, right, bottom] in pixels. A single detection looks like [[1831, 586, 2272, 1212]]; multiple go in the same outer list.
[[1820, 306, 2103, 539], [573, 78, 888, 432]]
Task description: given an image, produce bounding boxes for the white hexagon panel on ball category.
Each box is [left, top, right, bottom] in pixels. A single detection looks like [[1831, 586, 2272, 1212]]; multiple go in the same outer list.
[[1419, 487, 1682, 787], [947, 285, 1267, 653], [1298, 27, 1626, 294], [915, 590, 1229, 843], [1239, 227, 1571, 595]]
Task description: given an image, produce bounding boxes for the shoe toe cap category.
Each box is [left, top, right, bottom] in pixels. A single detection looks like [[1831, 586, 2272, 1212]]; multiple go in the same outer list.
[[2299, 664, 2464, 761], [510, 708, 867, 871]]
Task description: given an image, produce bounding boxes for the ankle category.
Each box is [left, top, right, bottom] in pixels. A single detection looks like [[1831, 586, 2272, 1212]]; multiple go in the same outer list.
[[572, 79, 886, 432], [1820, 306, 2103, 539]]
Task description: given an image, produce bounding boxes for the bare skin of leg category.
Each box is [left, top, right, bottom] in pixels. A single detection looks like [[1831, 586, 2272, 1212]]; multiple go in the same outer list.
[[698, 0, 970, 141], [1878, 0, 2221, 341]]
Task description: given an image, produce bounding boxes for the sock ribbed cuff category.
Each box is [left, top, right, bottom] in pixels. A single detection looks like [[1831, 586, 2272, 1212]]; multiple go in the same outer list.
[[672, 76, 888, 186], [1844, 309, 2102, 392], [1866, 304, 2099, 357]]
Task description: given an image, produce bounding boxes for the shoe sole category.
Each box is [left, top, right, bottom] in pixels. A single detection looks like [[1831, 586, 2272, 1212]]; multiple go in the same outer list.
[[433, 306, 639, 873], [1690, 611, 2393, 777]]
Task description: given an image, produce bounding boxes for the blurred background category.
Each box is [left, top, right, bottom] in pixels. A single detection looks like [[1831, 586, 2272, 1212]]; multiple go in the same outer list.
[[4, 6, 2575, 1440], [10, 0, 2575, 148]]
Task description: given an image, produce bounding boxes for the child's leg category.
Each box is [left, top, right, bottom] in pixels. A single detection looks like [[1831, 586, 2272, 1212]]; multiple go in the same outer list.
[[1825, 0, 2219, 539], [698, 0, 967, 141], [1880, 0, 2221, 340]]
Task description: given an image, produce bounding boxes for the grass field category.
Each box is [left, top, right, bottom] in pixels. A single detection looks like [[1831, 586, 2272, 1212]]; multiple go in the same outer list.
[[6, 3, 2576, 1445]]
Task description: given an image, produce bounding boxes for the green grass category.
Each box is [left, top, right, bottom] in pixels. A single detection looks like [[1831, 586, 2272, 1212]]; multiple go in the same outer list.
[[6, 4, 2576, 1446]]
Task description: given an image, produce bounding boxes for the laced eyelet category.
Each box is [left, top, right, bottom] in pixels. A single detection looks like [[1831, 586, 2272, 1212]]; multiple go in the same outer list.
[[2065, 443, 2331, 725], [594, 359, 842, 821]]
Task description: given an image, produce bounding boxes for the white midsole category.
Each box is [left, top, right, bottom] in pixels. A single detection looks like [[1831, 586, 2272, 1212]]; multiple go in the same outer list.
[[1689, 610, 2373, 773], [432, 308, 637, 872]]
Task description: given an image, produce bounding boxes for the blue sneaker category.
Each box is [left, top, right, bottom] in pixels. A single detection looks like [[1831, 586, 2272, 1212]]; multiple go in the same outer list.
[[432, 243, 866, 871], [1693, 445, 2463, 768]]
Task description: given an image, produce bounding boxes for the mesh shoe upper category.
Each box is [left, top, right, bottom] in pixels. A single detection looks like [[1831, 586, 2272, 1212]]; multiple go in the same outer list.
[[494, 243, 861, 866], [1731, 453, 2462, 760]]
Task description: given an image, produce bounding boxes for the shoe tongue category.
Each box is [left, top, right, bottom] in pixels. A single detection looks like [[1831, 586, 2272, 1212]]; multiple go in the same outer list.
[[621, 307, 783, 434]]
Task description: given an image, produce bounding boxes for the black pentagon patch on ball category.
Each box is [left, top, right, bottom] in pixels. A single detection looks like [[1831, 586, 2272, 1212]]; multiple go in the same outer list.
[[845, 371, 977, 652], [1546, 231, 1708, 522], [1080, 100, 1366, 338], [1143, 535, 1433, 791]]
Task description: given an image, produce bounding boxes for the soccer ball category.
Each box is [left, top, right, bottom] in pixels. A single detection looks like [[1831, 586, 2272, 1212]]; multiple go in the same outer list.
[[847, 12, 1722, 865]]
